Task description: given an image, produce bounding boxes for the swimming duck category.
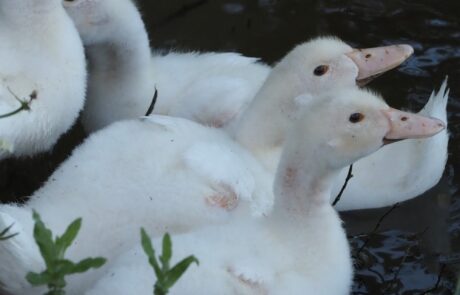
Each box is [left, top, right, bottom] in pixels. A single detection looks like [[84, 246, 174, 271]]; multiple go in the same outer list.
[[61, 0, 448, 210], [62, 0, 412, 132], [0, 78, 445, 294], [85, 89, 444, 295], [63, 0, 269, 131], [0, 0, 86, 159]]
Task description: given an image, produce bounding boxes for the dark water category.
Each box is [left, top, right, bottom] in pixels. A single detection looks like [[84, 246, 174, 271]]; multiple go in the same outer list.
[[1, 0, 460, 294]]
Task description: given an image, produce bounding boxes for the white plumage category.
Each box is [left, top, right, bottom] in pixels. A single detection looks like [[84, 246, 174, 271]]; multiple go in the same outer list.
[[0, 0, 86, 159]]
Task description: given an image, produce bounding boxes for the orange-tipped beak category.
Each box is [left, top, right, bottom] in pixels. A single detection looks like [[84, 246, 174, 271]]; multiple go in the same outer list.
[[382, 108, 445, 145], [346, 44, 414, 86]]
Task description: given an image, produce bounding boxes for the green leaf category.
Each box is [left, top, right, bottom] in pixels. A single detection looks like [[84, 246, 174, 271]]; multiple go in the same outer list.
[[26, 271, 51, 286], [54, 259, 75, 276], [163, 256, 199, 289], [141, 228, 163, 281], [32, 210, 56, 268], [56, 218, 82, 258], [70, 257, 106, 274], [160, 233, 172, 272]]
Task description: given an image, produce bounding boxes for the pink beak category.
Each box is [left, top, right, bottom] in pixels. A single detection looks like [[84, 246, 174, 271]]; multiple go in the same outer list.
[[382, 108, 445, 144], [346, 44, 414, 85]]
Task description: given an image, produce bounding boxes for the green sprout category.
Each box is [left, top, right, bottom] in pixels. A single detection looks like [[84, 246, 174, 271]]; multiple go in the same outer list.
[[0, 223, 18, 241], [141, 228, 198, 295], [26, 211, 106, 295]]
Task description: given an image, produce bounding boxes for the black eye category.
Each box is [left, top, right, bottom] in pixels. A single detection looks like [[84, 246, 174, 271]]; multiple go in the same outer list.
[[349, 113, 365, 123], [313, 65, 329, 76]]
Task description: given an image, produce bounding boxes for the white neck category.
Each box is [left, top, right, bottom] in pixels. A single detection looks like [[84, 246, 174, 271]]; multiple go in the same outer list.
[[85, 22, 151, 74], [271, 152, 340, 223], [232, 55, 307, 153], [82, 12, 154, 130]]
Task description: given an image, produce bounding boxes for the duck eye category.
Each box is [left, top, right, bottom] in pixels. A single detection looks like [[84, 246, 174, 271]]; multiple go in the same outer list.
[[349, 113, 365, 123], [313, 65, 329, 76]]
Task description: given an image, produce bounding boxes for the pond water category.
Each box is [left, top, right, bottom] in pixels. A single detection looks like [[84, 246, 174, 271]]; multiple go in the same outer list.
[[1, 0, 459, 294]]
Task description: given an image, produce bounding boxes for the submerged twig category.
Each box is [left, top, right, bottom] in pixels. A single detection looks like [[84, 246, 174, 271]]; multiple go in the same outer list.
[[355, 202, 401, 257], [156, 0, 208, 27], [332, 164, 353, 206], [420, 263, 446, 295], [383, 228, 429, 294], [145, 87, 158, 116]]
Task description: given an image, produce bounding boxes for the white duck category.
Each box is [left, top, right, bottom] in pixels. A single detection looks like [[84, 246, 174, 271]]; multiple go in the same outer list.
[[85, 89, 445, 295], [0, 0, 86, 159], [63, 0, 269, 131], [0, 79, 445, 294], [62, 0, 412, 132], [61, 0, 449, 209]]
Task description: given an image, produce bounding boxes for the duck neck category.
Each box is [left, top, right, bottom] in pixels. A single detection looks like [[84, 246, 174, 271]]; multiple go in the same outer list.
[[270, 138, 340, 223], [232, 57, 307, 154], [85, 20, 151, 79], [82, 11, 153, 130]]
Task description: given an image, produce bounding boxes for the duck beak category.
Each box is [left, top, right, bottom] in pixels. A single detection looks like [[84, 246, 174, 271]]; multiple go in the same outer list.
[[346, 44, 414, 86], [382, 108, 445, 145]]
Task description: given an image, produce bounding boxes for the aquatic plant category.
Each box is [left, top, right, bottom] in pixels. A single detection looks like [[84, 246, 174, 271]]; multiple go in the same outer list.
[[26, 211, 106, 295], [141, 228, 199, 295]]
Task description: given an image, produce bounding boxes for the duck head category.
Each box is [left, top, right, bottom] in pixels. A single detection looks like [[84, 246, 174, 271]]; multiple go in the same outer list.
[[287, 88, 445, 172], [63, 0, 143, 45], [274, 88, 445, 213], [235, 37, 414, 151], [278, 37, 413, 95]]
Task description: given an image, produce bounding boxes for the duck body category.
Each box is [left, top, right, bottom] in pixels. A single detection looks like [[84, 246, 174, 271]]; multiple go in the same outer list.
[[65, 0, 269, 132], [87, 207, 351, 295], [0, 1, 86, 159], [0, 116, 271, 294], [150, 52, 269, 128]]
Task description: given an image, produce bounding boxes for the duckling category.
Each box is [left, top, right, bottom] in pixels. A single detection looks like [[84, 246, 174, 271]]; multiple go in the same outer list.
[[62, 0, 412, 132], [0, 0, 86, 159], [0, 83, 445, 294], [62, 0, 449, 210], [86, 88, 445, 295], [62, 0, 268, 131]]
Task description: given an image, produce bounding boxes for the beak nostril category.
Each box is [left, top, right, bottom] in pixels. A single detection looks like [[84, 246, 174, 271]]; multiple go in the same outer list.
[[401, 116, 408, 121], [365, 53, 372, 58]]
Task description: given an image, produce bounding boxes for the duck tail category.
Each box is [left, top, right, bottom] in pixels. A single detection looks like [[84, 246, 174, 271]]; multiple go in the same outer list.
[[420, 76, 449, 123]]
